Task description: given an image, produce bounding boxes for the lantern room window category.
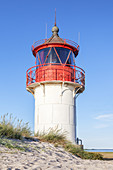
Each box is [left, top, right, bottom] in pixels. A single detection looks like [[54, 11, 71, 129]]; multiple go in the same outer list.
[[55, 47, 70, 64], [36, 47, 75, 65], [45, 47, 61, 64]]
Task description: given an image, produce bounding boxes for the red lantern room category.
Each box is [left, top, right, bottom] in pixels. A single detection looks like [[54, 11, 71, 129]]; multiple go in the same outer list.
[[26, 24, 85, 92]]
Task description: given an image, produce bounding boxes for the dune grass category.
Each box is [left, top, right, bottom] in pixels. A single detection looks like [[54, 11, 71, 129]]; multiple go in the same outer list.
[[64, 143, 103, 160], [35, 128, 103, 160], [0, 113, 31, 139], [0, 138, 27, 151], [35, 127, 67, 145], [0, 114, 103, 160]]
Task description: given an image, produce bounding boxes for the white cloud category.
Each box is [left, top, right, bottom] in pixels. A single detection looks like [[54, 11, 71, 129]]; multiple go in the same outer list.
[[94, 124, 109, 129], [94, 114, 113, 129], [95, 114, 113, 121]]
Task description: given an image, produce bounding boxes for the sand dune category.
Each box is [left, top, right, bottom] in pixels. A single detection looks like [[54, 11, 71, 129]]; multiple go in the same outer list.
[[0, 139, 113, 170]]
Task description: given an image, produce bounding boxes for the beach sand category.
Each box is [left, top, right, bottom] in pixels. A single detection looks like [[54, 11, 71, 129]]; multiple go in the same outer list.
[[0, 139, 113, 170], [93, 152, 113, 161]]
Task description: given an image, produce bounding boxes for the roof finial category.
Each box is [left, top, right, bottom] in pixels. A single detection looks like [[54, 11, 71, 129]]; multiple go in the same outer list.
[[52, 9, 59, 36], [55, 8, 56, 26]]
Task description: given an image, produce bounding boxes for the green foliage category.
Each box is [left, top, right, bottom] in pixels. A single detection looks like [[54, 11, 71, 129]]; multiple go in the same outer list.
[[0, 114, 103, 160], [35, 128, 103, 160], [0, 138, 26, 151], [35, 127, 67, 145], [64, 143, 103, 160], [0, 113, 31, 139]]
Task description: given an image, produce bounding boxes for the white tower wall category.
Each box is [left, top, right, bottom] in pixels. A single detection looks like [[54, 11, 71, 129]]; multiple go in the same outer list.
[[34, 83, 77, 143]]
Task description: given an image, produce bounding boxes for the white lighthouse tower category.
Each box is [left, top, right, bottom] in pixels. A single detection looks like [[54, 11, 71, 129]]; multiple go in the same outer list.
[[26, 21, 85, 143]]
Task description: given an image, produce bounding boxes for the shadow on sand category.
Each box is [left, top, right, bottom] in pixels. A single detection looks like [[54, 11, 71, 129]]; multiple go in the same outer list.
[[103, 158, 113, 161]]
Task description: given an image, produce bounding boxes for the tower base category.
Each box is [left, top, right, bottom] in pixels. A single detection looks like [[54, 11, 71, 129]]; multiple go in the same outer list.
[[27, 81, 82, 144]]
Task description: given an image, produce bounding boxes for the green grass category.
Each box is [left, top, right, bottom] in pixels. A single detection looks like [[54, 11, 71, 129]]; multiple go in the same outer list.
[[0, 113, 31, 139], [64, 143, 103, 160], [0, 138, 27, 151], [0, 114, 103, 160], [35, 127, 67, 145], [35, 128, 103, 160]]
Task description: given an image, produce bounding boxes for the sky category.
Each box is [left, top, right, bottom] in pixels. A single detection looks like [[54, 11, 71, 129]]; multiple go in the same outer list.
[[0, 0, 113, 149]]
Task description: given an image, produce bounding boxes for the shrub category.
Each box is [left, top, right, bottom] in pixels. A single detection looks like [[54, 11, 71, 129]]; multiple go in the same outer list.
[[0, 113, 31, 139], [0, 114, 103, 160], [64, 143, 103, 160], [35, 128, 103, 160]]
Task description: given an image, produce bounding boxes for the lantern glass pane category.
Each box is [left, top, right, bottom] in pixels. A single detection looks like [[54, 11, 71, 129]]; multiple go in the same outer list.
[[45, 47, 60, 64]]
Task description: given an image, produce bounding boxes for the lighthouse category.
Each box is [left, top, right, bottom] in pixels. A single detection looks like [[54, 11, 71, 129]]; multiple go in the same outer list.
[[26, 21, 85, 144]]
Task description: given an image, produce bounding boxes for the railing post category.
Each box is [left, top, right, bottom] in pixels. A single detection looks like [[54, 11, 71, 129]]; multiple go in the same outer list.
[[56, 68, 57, 80], [80, 71, 82, 86], [81, 70, 84, 86], [64, 39, 66, 45], [74, 66, 75, 83]]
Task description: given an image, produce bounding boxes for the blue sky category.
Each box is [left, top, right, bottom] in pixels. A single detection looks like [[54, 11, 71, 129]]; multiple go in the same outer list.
[[0, 0, 113, 149]]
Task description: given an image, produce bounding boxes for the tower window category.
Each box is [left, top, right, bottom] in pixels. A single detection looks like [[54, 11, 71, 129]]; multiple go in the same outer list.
[[36, 47, 75, 65]]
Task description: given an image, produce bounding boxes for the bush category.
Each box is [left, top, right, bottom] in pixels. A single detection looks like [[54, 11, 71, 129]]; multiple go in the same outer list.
[[64, 143, 103, 160], [0, 114, 103, 160], [35, 128, 103, 160], [0, 113, 31, 139]]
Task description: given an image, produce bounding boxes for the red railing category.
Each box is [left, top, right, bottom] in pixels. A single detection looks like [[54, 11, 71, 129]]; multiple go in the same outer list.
[[63, 39, 80, 51], [32, 39, 47, 50], [31, 39, 79, 51], [26, 63, 85, 88]]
